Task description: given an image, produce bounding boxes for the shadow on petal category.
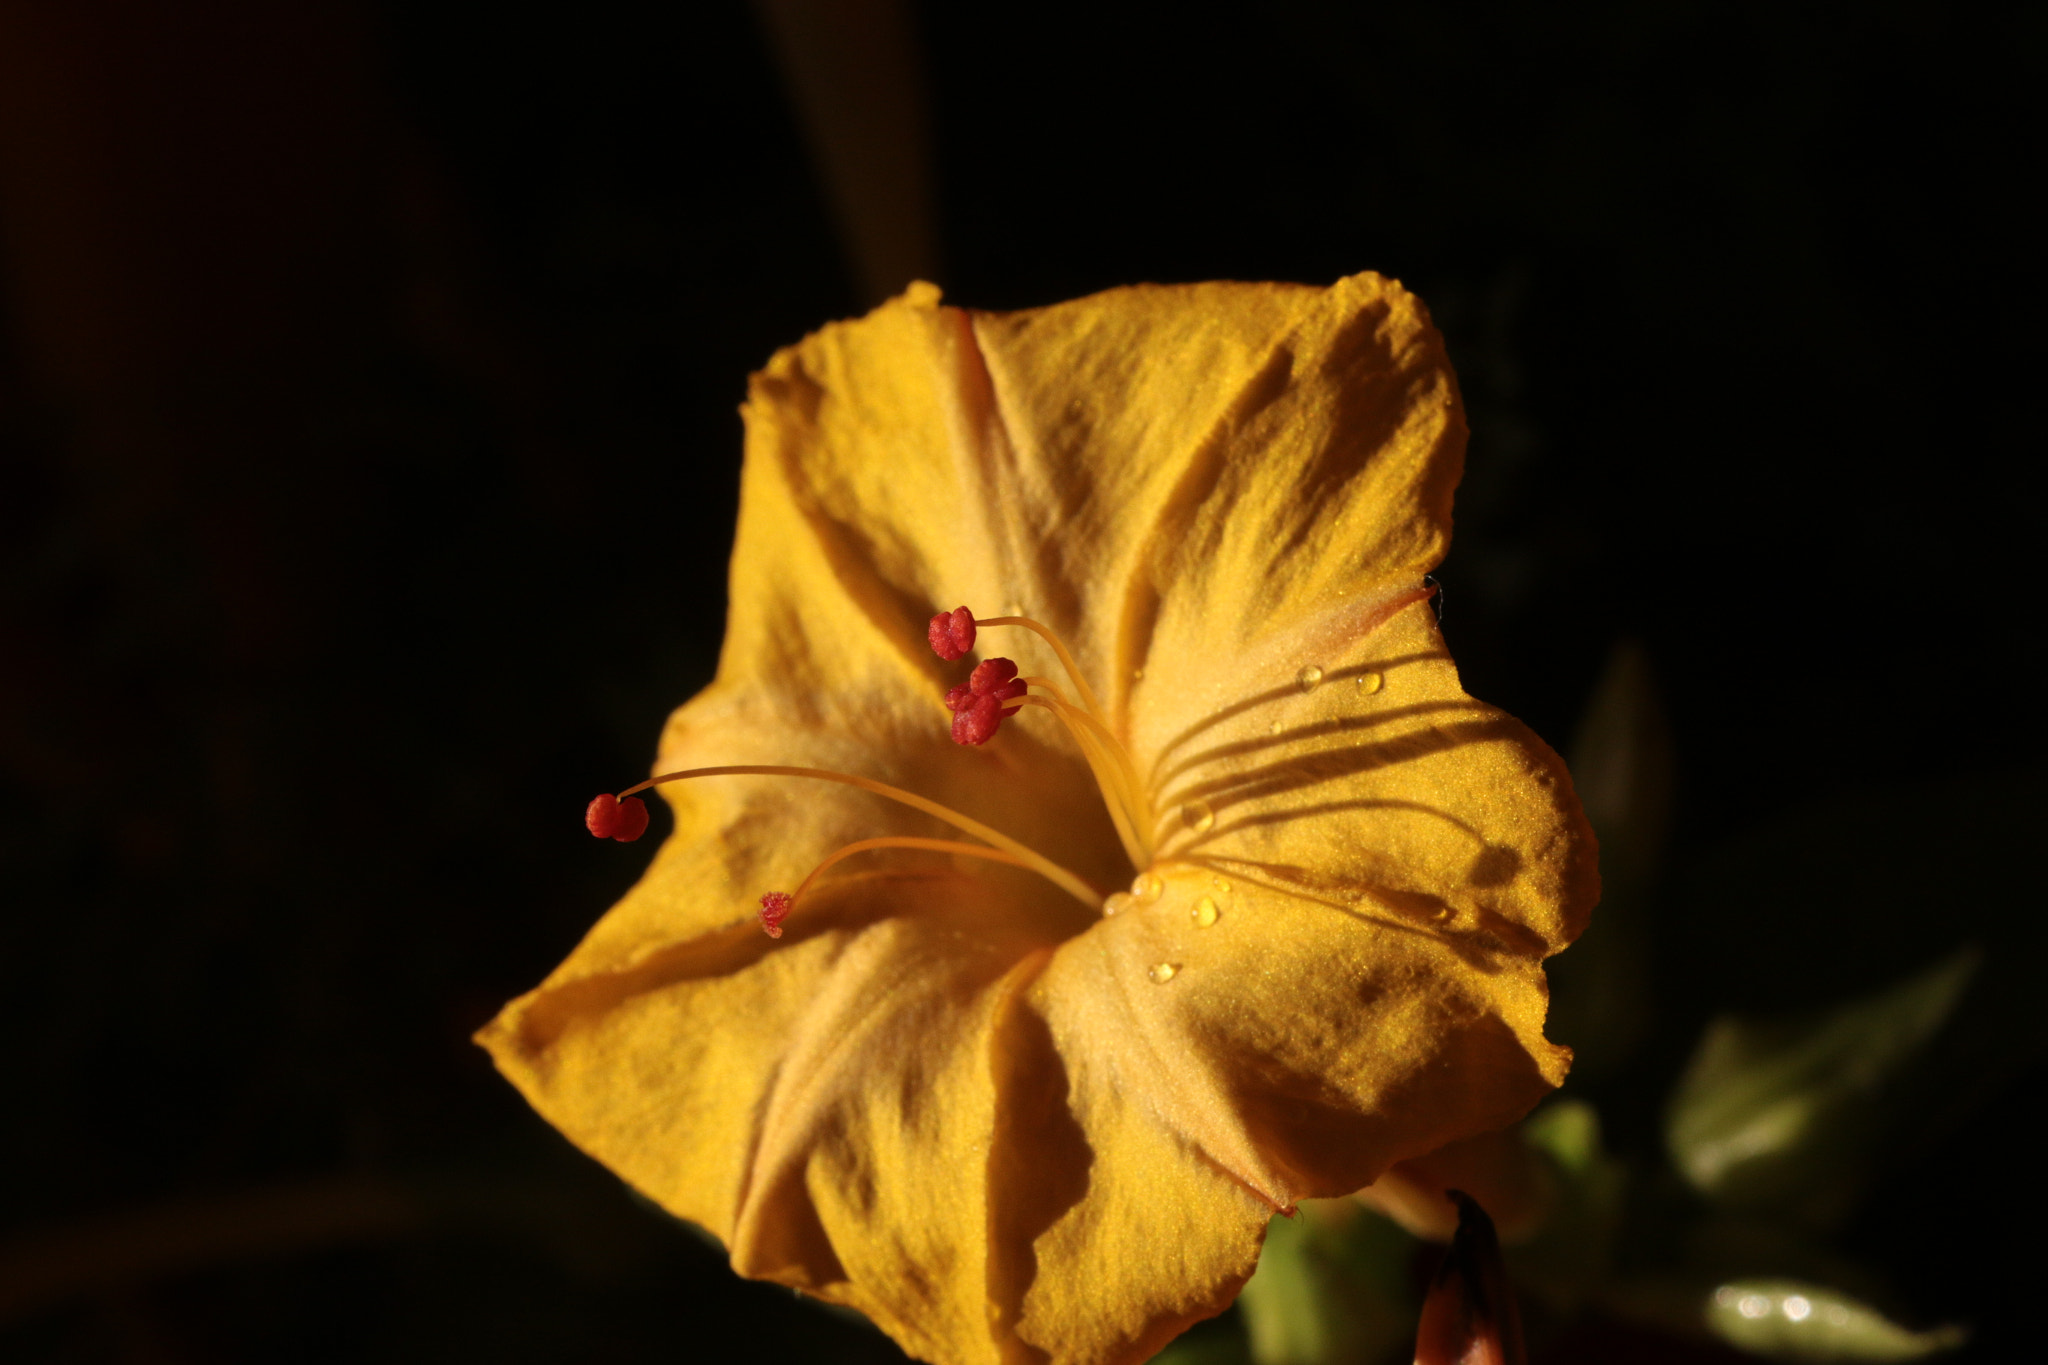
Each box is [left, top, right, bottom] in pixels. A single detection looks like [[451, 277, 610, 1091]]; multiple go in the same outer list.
[[986, 967, 1094, 1363], [1146, 652, 1452, 787], [1163, 715, 1527, 829], [1222, 1009, 1557, 1198]]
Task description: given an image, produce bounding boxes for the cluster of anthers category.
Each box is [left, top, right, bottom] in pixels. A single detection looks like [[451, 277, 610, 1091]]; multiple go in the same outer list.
[[585, 606, 1152, 939]]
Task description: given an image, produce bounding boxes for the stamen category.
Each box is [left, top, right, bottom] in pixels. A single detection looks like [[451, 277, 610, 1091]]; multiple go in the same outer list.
[[951, 694, 1006, 746], [754, 836, 1042, 937], [1007, 694, 1151, 871], [927, 606, 976, 660], [926, 603, 1155, 871], [1019, 677, 1149, 827], [612, 764, 1102, 909], [970, 614, 1106, 718], [585, 792, 650, 842], [942, 656, 1028, 746]]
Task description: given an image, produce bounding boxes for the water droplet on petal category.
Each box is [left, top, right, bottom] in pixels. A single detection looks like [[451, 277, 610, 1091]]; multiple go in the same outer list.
[[1180, 799, 1215, 833], [1268, 719, 1283, 735], [1357, 670, 1383, 694], [1191, 896, 1220, 927], [1130, 871, 1164, 904], [1147, 962, 1179, 984], [1102, 893, 1132, 918], [1212, 877, 1231, 894], [1297, 664, 1324, 692]]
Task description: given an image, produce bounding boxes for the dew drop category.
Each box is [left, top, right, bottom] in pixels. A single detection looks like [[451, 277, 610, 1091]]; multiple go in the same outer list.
[[1130, 871, 1165, 904], [1297, 664, 1325, 692], [1180, 799, 1215, 833], [1191, 896, 1220, 927], [1212, 877, 1231, 894], [1147, 962, 1180, 984], [1358, 670, 1384, 695], [1268, 719, 1283, 735], [1101, 893, 1132, 918]]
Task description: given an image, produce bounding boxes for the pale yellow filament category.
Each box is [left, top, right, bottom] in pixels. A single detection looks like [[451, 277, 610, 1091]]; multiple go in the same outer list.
[[619, 765, 1101, 908], [975, 615, 1106, 718], [787, 836, 1038, 906], [1007, 695, 1150, 870], [1009, 682, 1154, 866]]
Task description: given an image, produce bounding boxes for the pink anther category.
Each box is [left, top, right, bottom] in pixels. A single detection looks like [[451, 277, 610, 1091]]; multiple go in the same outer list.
[[950, 693, 1006, 746], [759, 891, 793, 938], [968, 657, 1025, 700], [927, 606, 976, 660], [611, 796, 649, 841], [586, 793, 650, 842], [943, 654, 1026, 744]]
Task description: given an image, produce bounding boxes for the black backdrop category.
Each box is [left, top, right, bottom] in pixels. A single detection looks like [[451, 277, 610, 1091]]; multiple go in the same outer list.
[[2, 2, 2040, 1360]]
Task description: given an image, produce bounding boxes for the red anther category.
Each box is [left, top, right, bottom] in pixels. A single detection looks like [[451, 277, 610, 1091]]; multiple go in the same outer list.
[[759, 891, 792, 938], [950, 693, 1006, 746], [968, 657, 1025, 700], [944, 655, 1027, 744], [611, 796, 649, 842], [944, 656, 1025, 727], [927, 606, 976, 660], [587, 793, 650, 841]]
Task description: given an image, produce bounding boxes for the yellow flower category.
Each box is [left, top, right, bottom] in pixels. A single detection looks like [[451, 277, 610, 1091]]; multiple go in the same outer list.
[[478, 275, 1596, 1365]]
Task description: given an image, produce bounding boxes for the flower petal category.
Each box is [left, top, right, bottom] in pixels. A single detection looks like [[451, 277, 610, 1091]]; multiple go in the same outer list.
[[727, 274, 1456, 731], [967, 273, 1462, 702], [1056, 603, 1595, 1204], [484, 274, 1595, 1365], [480, 856, 1263, 1365]]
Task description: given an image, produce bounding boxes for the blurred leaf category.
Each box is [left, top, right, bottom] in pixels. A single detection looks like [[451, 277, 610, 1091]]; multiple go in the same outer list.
[[1667, 773, 2048, 1171], [1666, 949, 1977, 1225], [1150, 1328, 1253, 1365], [1239, 1202, 1417, 1365], [1549, 639, 1672, 1078], [1523, 1098, 1605, 1177], [1511, 1101, 1627, 1312], [1702, 1279, 1966, 1361], [1680, 1216, 1887, 1305]]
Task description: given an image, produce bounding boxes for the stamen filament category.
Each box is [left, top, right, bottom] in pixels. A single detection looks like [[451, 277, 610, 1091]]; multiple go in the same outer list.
[[787, 836, 1038, 908], [618, 765, 1102, 908], [974, 615, 1106, 719], [1020, 676, 1150, 826], [1010, 696, 1150, 870]]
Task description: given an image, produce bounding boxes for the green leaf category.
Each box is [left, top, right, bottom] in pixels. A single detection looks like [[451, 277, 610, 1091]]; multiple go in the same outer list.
[[1149, 1326, 1252, 1365], [1703, 1279, 1966, 1361], [1665, 948, 1977, 1224], [1513, 1101, 1627, 1311], [1238, 1203, 1416, 1365], [1523, 1098, 1605, 1178]]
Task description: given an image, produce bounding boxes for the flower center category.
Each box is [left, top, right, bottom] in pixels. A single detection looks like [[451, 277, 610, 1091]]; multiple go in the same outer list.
[[585, 604, 1149, 939]]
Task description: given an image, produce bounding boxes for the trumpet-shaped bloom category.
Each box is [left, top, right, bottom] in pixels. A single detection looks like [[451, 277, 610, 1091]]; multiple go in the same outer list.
[[478, 275, 1596, 1365]]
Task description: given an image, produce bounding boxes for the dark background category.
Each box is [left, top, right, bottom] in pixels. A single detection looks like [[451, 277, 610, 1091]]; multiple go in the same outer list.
[[2, 1, 2040, 1361]]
